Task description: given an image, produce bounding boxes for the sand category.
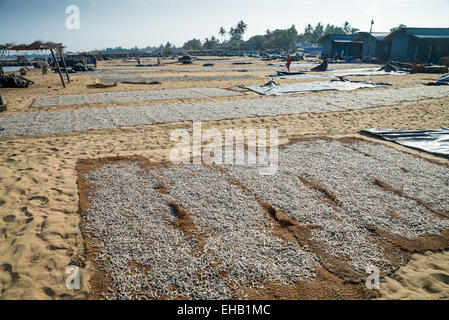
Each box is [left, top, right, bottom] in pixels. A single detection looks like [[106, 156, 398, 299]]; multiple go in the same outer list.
[[380, 250, 449, 299], [0, 57, 448, 299]]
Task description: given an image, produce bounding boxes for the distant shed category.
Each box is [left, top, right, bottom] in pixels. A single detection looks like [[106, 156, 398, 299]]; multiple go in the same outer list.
[[354, 32, 391, 60], [318, 34, 363, 60], [385, 28, 449, 63]]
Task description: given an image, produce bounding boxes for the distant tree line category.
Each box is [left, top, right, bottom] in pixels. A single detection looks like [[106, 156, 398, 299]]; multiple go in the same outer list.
[[94, 20, 365, 55], [182, 20, 360, 52], [390, 24, 407, 32]]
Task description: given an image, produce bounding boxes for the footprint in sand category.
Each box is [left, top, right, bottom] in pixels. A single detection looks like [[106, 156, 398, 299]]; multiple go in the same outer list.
[[28, 196, 49, 206], [430, 272, 449, 285], [43, 287, 56, 298], [2, 215, 16, 223], [20, 207, 32, 217], [1, 263, 20, 293]]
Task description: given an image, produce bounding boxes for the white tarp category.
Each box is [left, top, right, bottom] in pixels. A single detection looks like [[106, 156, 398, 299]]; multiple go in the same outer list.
[[243, 80, 391, 96]]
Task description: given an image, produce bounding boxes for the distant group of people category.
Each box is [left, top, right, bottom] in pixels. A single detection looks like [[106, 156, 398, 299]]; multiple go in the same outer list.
[[80, 56, 97, 68]]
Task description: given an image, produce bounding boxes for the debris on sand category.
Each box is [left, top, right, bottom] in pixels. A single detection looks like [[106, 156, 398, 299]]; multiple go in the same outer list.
[[381, 61, 448, 74], [417, 65, 448, 74], [310, 59, 328, 72], [262, 80, 277, 88], [72, 62, 95, 72], [178, 55, 193, 64], [438, 57, 449, 67], [122, 80, 162, 85], [87, 83, 118, 89], [276, 71, 306, 76], [0, 74, 34, 88], [380, 62, 413, 73], [426, 73, 449, 86], [333, 75, 392, 86], [19, 67, 30, 76]]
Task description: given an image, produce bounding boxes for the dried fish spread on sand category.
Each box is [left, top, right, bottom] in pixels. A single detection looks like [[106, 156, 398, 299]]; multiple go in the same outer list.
[[280, 140, 449, 239], [100, 75, 256, 83], [33, 88, 240, 108], [80, 139, 449, 299], [84, 164, 318, 299], [224, 163, 391, 272], [2, 86, 449, 137]]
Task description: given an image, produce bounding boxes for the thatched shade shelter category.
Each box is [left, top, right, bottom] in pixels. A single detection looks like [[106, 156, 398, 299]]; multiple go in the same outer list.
[[0, 41, 70, 88]]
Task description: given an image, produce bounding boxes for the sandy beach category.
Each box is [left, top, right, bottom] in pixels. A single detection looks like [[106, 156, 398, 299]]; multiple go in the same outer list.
[[1, 57, 448, 299]]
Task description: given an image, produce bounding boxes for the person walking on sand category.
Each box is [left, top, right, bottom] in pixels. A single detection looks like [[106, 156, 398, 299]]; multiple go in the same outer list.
[[286, 54, 292, 73], [42, 60, 50, 75]]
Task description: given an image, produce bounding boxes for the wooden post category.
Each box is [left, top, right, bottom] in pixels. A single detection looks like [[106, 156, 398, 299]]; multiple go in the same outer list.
[[414, 45, 419, 65], [367, 18, 374, 59], [58, 49, 71, 83], [50, 48, 66, 88]]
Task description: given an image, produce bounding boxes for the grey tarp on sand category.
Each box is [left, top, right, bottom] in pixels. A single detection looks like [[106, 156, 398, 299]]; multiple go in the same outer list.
[[426, 73, 449, 86], [243, 80, 391, 96], [362, 128, 449, 158]]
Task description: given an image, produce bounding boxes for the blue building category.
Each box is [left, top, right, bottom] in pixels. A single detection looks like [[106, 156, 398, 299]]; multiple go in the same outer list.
[[318, 34, 363, 60], [384, 27, 449, 63], [354, 32, 391, 60]]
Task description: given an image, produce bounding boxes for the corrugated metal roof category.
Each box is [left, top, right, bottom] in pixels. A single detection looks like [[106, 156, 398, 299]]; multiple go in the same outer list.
[[317, 33, 359, 43], [372, 34, 389, 41], [333, 40, 363, 44], [353, 32, 390, 42], [412, 35, 449, 39], [385, 28, 449, 42]]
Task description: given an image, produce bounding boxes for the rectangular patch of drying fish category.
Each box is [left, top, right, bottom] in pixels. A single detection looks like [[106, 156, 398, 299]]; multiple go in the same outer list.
[[32, 88, 241, 108], [76, 137, 449, 300], [100, 75, 256, 84], [3, 86, 449, 137]]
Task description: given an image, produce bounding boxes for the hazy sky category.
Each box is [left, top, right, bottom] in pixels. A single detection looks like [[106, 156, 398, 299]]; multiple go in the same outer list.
[[1, 0, 448, 52]]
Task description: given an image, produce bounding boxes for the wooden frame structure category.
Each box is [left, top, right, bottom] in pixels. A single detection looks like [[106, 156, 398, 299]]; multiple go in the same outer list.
[[0, 41, 70, 88]]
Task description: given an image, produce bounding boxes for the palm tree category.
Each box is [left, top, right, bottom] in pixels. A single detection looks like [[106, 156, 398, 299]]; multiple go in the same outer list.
[[343, 21, 352, 34], [219, 27, 226, 42], [237, 20, 248, 35], [304, 24, 313, 34]]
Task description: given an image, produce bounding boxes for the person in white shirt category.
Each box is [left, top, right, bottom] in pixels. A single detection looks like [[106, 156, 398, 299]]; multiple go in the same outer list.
[[42, 61, 50, 75]]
